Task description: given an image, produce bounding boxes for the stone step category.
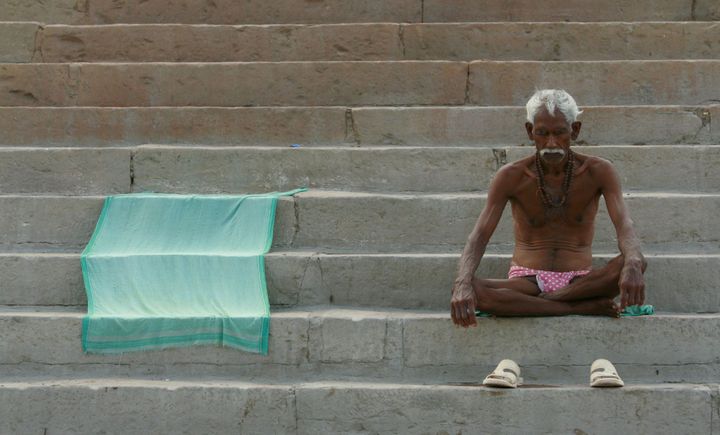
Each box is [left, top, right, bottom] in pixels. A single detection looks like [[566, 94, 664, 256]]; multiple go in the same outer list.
[[425, 0, 719, 23], [0, 379, 714, 435], [0, 106, 715, 147], [1, 0, 717, 24], [0, 62, 467, 106], [2, 306, 720, 384], [469, 60, 720, 106], [2, 61, 720, 106], [3, 251, 718, 313], [0, 0, 422, 25], [9, 22, 717, 63], [2, 145, 720, 195], [133, 145, 720, 194], [0, 192, 717, 252]]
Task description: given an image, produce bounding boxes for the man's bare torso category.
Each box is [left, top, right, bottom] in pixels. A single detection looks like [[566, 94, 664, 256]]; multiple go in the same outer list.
[[500, 152, 609, 271]]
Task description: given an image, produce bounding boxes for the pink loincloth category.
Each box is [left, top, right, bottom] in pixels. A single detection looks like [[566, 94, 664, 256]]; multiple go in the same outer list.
[[508, 265, 591, 293]]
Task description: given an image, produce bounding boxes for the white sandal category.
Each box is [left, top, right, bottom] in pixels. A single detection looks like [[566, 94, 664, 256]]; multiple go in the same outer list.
[[590, 358, 624, 388], [483, 359, 523, 388]]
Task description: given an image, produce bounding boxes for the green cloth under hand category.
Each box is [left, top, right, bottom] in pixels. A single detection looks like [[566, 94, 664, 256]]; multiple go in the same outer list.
[[81, 188, 306, 354], [620, 304, 654, 316]]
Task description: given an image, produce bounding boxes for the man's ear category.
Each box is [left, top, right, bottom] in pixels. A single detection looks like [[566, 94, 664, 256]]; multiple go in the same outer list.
[[570, 121, 582, 140], [525, 122, 534, 141]]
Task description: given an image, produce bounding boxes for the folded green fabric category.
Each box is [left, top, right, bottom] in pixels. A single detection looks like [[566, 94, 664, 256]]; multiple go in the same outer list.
[[620, 304, 655, 316], [81, 189, 306, 354]]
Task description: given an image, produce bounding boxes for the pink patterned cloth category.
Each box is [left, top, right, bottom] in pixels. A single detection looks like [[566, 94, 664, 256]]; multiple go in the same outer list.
[[508, 265, 591, 293]]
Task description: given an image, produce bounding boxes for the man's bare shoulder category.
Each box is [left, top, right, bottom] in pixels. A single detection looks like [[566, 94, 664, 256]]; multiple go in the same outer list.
[[574, 152, 616, 177], [496, 155, 535, 182]]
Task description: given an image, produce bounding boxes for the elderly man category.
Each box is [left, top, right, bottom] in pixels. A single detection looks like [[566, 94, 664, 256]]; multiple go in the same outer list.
[[451, 89, 647, 327]]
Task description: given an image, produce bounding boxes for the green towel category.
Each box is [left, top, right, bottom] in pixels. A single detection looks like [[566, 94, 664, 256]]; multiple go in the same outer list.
[[81, 189, 305, 354], [475, 304, 654, 318], [620, 304, 654, 316]]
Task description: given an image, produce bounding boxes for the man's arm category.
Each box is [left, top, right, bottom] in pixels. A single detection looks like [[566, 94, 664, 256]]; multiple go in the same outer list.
[[598, 159, 646, 308], [451, 168, 511, 327]]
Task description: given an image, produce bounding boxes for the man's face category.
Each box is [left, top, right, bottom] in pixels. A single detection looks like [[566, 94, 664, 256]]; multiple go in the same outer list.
[[525, 108, 582, 165]]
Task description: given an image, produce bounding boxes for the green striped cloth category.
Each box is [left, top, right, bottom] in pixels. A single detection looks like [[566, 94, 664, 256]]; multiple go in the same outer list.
[[81, 189, 305, 354]]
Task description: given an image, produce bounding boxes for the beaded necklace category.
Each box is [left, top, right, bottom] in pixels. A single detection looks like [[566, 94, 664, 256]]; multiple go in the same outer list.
[[535, 149, 575, 211]]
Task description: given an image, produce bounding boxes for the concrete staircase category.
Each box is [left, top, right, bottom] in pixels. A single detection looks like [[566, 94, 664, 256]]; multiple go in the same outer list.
[[2, 1, 720, 433]]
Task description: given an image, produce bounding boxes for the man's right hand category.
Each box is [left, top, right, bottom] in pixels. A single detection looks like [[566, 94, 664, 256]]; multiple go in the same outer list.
[[451, 280, 478, 328]]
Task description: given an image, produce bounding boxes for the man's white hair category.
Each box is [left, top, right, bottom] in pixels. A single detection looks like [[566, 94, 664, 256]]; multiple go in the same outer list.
[[526, 89, 582, 124]]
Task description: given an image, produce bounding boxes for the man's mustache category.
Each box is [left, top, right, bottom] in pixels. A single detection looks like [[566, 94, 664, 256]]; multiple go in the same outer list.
[[539, 149, 566, 157]]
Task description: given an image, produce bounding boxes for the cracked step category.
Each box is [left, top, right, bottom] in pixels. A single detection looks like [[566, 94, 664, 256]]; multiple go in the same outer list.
[[3, 145, 720, 195], [0, 379, 713, 434], [2, 61, 720, 106], [2, 250, 720, 312], [1, 0, 718, 23], [0, 105, 715, 147], [3, 306, 720, 384], [0, 192, 718, 252], [6, 22, 717, 63]]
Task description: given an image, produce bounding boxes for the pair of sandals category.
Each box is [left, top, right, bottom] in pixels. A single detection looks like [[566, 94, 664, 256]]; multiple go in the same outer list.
[[482, 358, 624, 388]]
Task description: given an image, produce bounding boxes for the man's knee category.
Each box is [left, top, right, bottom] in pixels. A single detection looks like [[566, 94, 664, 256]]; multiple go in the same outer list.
[[608, 254, 647, 273]]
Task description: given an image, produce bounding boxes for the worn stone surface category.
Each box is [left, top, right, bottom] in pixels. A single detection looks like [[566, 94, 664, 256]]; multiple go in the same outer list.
[[403, 22, 720, 61], [0, 62, 467, 107], [132, 146, 499, 193], [132, 145, 720, 194], [307, 310, 393, 363], [71, 62, 464, 106], [713, 385, 720, 434], [0, 308, 309, 367], [0, 0, 420, 24], [469, 61, 720, 106], [0, 64, 75, 106], [0, 107, 347, 146], [0, 22, 39, 63], [0, 380, 297, 434], [0, 106, 715, 147], [0, 380, 712, 435], [423, 0, 695, 21], [38, 24, 403, 62], [29, 22, 720, 62], [1, 192, 718, 251], [0, 148, 130, 194], [0, 196, 104, 251], [696, 0, 720, 20], [85, 0, 421, 24], [4, 251, 719, 313], [0, 0, 83, 23], [0, 253, 85, 306], [3, 307, 720, 383], [401, 313, 720, 368], [6, 61, 720, 107], [284, 192, 720, 251], [351, 105, 719, 146], [296, 383, 712, 434]]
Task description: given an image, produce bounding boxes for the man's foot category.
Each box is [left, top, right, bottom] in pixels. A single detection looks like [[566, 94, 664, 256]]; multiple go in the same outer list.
[[569, 298, 620, 317]]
